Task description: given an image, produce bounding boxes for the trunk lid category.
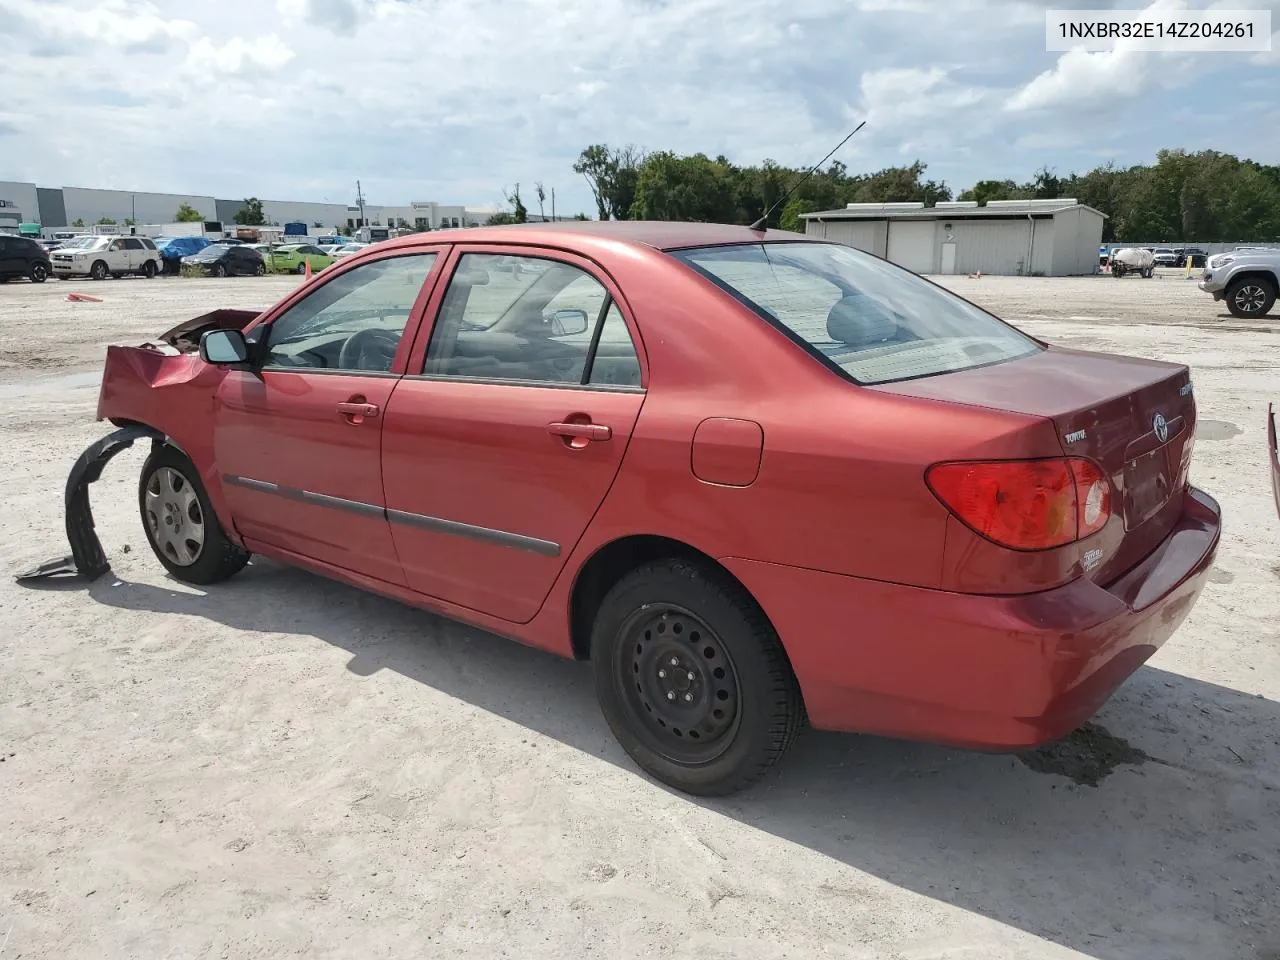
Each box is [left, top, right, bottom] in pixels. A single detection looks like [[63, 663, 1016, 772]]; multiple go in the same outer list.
[[875, 345, 1195, 584]]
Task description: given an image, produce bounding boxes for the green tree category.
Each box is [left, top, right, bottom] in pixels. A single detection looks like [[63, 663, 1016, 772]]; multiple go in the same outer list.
[[234, 197, 265, 226], [779, 198, 818, 232], [573, 212, 590, 220], [97, 216, 116, 225], [71, 217, 85, 228], [174, 203, 203, 223], [486, 211, 519, 226], [503, 184, 528, 223], [574, 144, 645, 220]]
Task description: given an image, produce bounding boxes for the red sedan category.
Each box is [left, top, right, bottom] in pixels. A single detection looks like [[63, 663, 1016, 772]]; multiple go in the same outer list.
[[57, 222, 1222, 795]]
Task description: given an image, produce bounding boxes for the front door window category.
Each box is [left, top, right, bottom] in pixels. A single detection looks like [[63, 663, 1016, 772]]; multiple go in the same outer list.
[[263, 253, 438, 373]]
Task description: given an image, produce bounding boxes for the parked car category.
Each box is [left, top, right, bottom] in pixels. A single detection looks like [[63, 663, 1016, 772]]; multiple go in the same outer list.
[[181, 243, 266, 277], [38, 222, 1221, 796], [1199, 247, 1279, 318], [1151, 247, 1179, 267], [0, 234, 53, 283], [269, 243, 334, 274], [331, 242, 368, 260], [49, 235, 162, 280], [1110, 247, 1155, 278]]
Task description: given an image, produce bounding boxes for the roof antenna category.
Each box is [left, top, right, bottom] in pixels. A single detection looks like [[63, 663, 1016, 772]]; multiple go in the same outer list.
[[749, 120, 867, 231]]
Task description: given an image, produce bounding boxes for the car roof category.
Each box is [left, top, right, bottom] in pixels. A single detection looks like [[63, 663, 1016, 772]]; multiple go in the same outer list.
[[375, 220, 813, 254]]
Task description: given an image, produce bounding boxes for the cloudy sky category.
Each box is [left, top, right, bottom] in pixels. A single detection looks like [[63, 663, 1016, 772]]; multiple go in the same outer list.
[[1, 0, 1276, 214]]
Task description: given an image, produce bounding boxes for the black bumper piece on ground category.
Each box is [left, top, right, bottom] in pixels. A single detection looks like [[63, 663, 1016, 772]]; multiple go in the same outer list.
[[15, 424, 164, 583]]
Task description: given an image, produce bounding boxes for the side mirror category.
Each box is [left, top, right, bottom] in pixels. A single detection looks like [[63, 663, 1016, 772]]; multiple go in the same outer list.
[[200, 328, 250, 365], [548, 308, 589, 337]]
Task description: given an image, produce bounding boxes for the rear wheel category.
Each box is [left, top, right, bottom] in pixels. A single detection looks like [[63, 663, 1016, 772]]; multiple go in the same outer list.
[[90, 260, 108, 280], [591, 559, 804, 795], [29, 262, 48, 283], [1141, 266, 1153, 278], [1225, 277, 1276, 318], [138, 445, 249, 585], [141, 260, 156, 278], [295, 262, 307, 274], [1112, 263, 1125, 278]]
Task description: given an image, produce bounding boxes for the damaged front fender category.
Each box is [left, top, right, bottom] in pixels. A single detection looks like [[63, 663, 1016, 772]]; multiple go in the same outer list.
[[15, 425, 165, 582]]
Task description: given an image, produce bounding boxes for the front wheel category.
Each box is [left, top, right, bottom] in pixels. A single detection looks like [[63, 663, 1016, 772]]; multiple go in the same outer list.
[[30, 263, 48, 283], [138, 445, 250, 585], [90, 260, 109, 281], [1225, 277, 1277, 318], [254, 262, 266, 276], [591, 559, 804, 796], [141, 260, 157, 278], [210, 263, 226, 278], [1141, 266, 1153, 278]]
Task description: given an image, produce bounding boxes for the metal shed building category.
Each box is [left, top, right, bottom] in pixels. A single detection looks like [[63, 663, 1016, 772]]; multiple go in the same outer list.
[[801, 198, 1106, 276]]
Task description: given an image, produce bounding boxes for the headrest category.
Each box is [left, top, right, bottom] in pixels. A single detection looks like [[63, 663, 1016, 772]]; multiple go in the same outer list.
[[826, 294, 897, 347]]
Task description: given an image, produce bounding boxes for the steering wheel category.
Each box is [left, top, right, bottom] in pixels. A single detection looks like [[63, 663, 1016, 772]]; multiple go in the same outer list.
[[337, 327, 400, 371]]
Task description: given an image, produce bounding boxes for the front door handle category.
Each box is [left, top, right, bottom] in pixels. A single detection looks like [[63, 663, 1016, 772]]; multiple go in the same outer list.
[[337, 400, 380, 423], [548, 421, 611, 444]]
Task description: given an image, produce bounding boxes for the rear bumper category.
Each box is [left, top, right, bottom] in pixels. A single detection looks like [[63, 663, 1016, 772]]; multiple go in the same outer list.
[[723, 486, 1221, 750]]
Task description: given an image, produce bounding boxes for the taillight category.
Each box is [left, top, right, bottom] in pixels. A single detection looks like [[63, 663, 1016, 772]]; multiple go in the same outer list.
[[926, 458, 1112, 551]]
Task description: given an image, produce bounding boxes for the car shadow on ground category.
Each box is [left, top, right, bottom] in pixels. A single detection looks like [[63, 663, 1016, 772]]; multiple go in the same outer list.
[[70, 558, 1280, 959]]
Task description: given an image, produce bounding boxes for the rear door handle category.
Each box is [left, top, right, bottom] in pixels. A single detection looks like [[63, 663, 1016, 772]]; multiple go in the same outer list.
[[337, 401, 380, 418], [548, 421, 611, 441]]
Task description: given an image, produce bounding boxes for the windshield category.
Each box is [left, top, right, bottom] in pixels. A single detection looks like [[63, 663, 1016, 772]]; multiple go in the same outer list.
[[59, 236, 102, 250], [671, 241, 1040, 386]]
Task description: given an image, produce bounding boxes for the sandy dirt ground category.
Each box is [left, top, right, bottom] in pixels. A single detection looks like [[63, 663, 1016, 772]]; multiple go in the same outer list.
[[1, 270, 1278, 960]]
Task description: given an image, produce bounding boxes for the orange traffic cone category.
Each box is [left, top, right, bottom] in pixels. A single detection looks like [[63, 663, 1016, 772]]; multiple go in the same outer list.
[[304, 259, 312, 280]]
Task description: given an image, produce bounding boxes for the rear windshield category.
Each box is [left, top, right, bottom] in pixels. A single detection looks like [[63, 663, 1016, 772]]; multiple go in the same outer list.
[[671, 241, 1040, 385]]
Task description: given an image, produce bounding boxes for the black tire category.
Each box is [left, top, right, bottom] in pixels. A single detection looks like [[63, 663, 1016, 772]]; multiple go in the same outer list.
[[591, 559, 804, 796], [141, 260, 157, 278], [1112, 263, 1125, 278], [295, 262, 308, 274], [90, 260, 108, 281], [1225, 276, 1277, 319], [210, 263, 226, 278], [1141, 266, 1153, 278], [138, 445, 250, 585], [255, 262, 266, 276], [30, 262, 48, 283]]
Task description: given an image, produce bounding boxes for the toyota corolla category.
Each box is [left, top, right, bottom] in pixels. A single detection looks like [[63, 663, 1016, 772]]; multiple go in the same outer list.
[[30, 222, 1221, 795]]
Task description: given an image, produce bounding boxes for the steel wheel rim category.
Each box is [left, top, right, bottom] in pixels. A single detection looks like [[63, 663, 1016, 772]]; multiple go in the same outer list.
[[613, 603, 742, 765], [1234, 285, 1266, 313], [144, 467, 206, 566]]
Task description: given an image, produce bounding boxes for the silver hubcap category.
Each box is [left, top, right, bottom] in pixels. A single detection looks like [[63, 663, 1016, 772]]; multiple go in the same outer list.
[[145, 467, 205, 566], [1234, 285, 1266, 312]]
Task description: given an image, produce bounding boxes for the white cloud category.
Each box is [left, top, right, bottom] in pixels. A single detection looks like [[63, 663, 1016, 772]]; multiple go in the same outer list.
[[186, 34, 296, 75], [0, 0, 1274, 211], [275, 0, 362, 34]]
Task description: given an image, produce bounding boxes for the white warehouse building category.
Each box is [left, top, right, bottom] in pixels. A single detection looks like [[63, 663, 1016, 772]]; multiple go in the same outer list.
[[801, 198, 1106, 276]]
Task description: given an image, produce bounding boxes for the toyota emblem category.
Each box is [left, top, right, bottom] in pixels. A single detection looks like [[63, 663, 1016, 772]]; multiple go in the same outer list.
[[1153, 412, 1168, 443]]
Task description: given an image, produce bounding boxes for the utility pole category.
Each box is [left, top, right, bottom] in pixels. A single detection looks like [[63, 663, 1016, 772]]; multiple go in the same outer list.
[[355, 180, 366, 228], [551, 187, 555, 223]]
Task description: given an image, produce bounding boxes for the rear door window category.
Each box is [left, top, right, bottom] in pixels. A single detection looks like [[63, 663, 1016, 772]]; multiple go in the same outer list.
[[422, 252, 642, 388]]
